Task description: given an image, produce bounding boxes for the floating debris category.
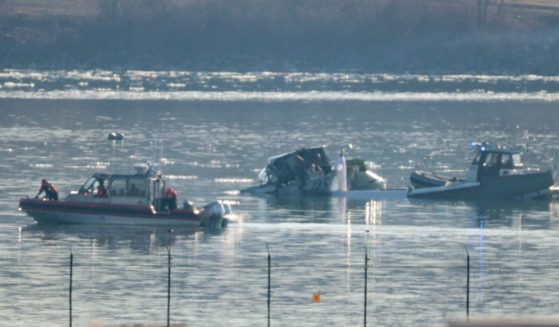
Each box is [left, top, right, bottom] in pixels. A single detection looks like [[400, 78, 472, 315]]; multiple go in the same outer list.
[[108, 132, 124, 141]]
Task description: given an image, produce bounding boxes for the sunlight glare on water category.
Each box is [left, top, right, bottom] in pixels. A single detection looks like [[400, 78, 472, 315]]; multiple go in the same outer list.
[[2, 69, 559, 102]]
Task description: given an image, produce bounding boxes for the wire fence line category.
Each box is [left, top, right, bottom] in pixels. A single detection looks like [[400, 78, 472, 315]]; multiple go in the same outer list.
[[4, 249, 559, 326], [11, 261, 559, 270]]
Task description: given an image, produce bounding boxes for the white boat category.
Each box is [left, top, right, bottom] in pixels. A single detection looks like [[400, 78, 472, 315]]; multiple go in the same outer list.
[[408, 143, 554, 200], [19, 164, 231, 228]]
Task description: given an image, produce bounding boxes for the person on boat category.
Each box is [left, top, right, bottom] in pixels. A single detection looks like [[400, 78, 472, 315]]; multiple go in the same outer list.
[[35, 179, 58, 201], [163, 187, 178, 211], [95, 179, 108, 198]]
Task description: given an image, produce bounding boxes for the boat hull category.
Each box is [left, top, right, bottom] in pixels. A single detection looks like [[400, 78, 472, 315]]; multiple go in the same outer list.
[[19, 198, 217, 227], [241, 174, 385, 197], [407, 171, 554, 200]]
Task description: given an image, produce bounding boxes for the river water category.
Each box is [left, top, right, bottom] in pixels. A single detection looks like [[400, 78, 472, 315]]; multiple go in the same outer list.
[[1, 69, 559, 326]]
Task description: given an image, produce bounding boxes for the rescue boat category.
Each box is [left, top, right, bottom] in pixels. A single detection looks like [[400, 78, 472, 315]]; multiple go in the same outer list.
[[407, 143, 554, 200], [19, 164, 231, 228]]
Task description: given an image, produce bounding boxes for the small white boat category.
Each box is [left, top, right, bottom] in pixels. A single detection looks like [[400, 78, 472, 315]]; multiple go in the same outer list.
[[408, 143, 554, 200], [19, 164, 231, 228]]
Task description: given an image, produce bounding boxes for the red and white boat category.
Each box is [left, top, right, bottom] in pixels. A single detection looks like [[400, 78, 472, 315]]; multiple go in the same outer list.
[[19, 164, 231, 228]]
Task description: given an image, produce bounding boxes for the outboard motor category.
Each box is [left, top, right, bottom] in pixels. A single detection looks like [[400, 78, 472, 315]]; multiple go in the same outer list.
[[202, 201, 231, 230], [183, 200, 193, 210]]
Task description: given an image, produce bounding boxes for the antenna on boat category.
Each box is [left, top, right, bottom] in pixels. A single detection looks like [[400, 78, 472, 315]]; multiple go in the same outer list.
[[108, 132, 125, 173], [519, 129, 529, 152], [159, 123, 164, 164]]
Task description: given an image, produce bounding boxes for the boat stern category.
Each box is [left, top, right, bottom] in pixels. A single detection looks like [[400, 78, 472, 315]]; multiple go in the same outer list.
[[200, 200, 232, 230]]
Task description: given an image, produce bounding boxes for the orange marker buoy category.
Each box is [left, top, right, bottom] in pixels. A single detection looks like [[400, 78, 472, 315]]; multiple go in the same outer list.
[[312, 293, 320, 303]]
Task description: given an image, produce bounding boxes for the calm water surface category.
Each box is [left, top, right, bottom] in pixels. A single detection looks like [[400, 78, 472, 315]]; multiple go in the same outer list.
[[1, 76, 559, 326]]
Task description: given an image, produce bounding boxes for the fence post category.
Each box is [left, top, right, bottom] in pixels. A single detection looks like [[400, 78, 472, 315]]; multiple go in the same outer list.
[[167, 247, 171, 327], [364, 251, 368, 327], [69, 252, 73, 327], [364, 230, 370, 327], [167, 229, 173, 327], [465, 245, 470, 318], [267, 243, 271, 327]]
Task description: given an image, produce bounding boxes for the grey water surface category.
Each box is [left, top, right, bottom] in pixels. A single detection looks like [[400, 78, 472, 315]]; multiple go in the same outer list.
[[1, 70, 559, 326]]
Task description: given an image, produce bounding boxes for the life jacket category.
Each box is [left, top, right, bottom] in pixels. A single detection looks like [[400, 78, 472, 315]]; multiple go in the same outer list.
[[164, 188, 178, 199], [47, 184, 57, 194], [41, 182, 57, 195]]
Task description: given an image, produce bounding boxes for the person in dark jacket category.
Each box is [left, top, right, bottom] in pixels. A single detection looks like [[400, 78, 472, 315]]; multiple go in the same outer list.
[[95, 179, 108, 198], [35, 179, 58, 201]]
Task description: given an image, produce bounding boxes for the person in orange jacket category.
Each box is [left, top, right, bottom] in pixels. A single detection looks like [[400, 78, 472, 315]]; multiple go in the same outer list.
[[164, 187, 178, 211]]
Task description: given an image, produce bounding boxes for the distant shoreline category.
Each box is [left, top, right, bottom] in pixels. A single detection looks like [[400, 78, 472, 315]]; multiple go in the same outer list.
[[1, 0, 559, 73]]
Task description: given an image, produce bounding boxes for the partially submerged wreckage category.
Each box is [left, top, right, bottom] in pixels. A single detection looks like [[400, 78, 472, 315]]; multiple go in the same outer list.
[[241, 147, 386, 196]]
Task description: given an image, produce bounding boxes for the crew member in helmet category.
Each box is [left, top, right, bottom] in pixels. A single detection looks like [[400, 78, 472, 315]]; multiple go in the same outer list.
[[164, 187, 178, 211], [35, 179, 58, 201]]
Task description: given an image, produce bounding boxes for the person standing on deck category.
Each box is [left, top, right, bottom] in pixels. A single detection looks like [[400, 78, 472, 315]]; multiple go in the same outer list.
[[164, 187, 178, 211]]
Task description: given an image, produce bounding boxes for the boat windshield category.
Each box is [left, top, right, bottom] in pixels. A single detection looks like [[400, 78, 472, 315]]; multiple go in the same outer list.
[[472, 152, 482, 165], [483, 152, 499, 167], [79, 177, 96, 194]]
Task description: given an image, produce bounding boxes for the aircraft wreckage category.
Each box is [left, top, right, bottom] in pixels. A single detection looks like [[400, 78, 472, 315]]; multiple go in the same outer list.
[[241, 146, 386, 196]]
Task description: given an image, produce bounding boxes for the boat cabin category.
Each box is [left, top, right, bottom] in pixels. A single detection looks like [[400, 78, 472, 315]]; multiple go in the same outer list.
[[67, 165, 170, 209], [466, 145, 524, 182]]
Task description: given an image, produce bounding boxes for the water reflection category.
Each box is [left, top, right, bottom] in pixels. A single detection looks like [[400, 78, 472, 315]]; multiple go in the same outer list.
[[264, 194, 335, 211], [261, 194, 352, 223], [474, 200, 551, 229], [21, 223, 201, 254], [464, 199, 558, 314], [365, 200, 383, 226], [261, 194, 390, 222], [407, 197, 553, 230], [259, 192, 555, 232]]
